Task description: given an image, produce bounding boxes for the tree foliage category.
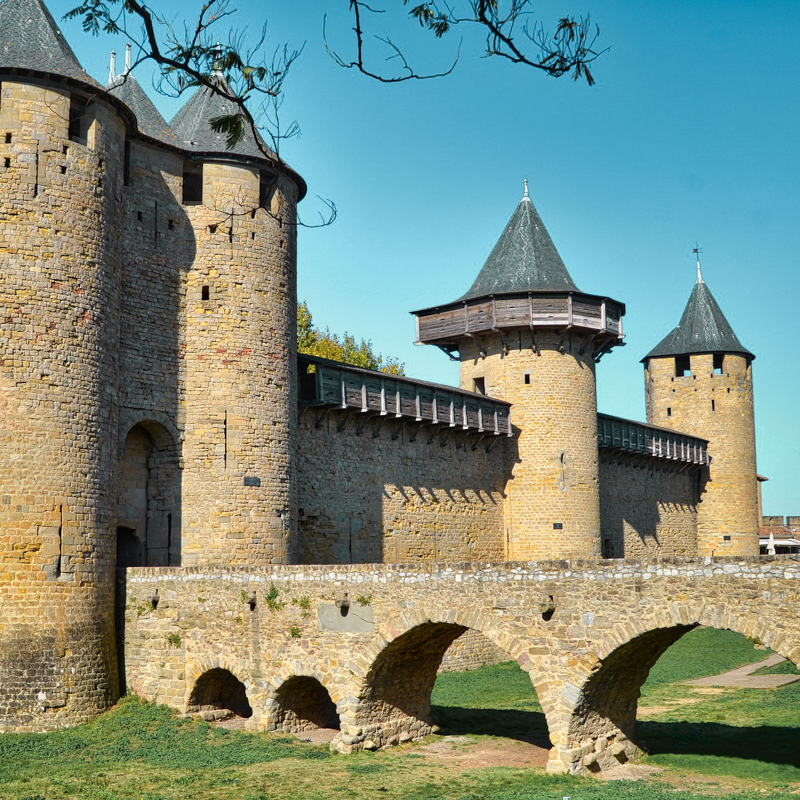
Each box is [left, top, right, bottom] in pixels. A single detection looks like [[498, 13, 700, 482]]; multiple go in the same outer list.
[[297, 302, 404, 376]]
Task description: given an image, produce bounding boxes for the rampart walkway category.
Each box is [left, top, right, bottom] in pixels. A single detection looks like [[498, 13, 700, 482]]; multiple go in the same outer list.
[[121, 556, 800, 774]]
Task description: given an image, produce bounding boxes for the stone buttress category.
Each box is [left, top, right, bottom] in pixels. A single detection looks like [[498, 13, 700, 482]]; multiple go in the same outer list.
[[643, 262, 758, 555], [414, 183, 625, 559]]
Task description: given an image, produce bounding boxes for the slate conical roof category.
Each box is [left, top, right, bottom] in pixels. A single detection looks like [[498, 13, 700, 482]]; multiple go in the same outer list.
[[644, 272, 754, 361], [107, 72, 180, 147], [0, 0, 101, 88], [460, 182, 578, 300], [170, 77, 272, 161]]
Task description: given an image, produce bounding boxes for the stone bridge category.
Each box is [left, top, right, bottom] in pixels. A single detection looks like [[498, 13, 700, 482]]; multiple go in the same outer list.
[[121, 556, 800, 774]]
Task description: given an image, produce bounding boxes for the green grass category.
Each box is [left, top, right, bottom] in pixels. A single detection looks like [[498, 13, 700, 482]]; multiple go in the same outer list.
[[755, 659, 800, 675], [1, 628, 799, 799], [643, 627, 773, 687]]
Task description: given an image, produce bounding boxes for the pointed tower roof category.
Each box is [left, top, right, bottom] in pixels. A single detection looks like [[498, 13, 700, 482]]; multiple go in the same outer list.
[[170, 79, 272, 162], [0, 0, 101, 89], [107, 72, 180, 147], [460, 180, 578, 300], [644, 272, 754, 362]]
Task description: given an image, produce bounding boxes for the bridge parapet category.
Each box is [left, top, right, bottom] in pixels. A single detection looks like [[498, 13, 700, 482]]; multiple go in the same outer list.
[[120, 556, 800, 775]]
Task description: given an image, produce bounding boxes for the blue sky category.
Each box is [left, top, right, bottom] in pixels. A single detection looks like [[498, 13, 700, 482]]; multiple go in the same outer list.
[[51, 0, 799, 514]]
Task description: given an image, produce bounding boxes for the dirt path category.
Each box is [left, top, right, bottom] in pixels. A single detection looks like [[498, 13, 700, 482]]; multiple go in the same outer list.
[[684, 653, 800, 689]]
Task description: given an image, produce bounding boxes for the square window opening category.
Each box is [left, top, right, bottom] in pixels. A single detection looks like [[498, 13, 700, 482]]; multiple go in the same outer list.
[[675, 355, 691, 377], [473, 377, 486, 395], [201, 285, 210, 301]]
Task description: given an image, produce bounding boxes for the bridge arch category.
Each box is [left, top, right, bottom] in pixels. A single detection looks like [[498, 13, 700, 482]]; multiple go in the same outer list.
[[334, 606, 547, 753], [186, 667, 253, 721], [553, 600, 800, 775], [266, 674, 341, 734]]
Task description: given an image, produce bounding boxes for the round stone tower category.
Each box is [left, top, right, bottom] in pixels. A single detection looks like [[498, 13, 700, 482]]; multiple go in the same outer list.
[[414, 183, 625, 560], [169, 76, 306, 566], [643, 260, 758, 556], [0, 0, 131, 729]]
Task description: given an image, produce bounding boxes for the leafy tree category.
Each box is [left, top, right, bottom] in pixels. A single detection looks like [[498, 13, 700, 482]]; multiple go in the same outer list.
[[297, 301, 404, 376]]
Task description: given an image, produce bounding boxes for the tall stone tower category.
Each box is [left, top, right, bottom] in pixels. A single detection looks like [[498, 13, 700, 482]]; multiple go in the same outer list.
[[642, 262, 758, 556], [169, 76, 304, 566], [0, 0, 130, 729], [414, 183, 625, 560]]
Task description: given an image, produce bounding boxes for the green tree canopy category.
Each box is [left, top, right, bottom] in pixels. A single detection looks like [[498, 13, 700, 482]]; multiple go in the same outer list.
[[297, 302, 404, 376]]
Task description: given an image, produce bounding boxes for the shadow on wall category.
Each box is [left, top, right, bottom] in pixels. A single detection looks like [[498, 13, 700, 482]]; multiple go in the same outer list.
[[116, 148, 196, 569], [599, 457, 707, 558], [271, 676, 340, 733], [296, 409, 518, 565]]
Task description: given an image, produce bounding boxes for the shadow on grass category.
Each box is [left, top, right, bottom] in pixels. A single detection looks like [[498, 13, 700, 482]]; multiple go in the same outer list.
[[639, 720, 800, 767], [430, 705, 551, 748]]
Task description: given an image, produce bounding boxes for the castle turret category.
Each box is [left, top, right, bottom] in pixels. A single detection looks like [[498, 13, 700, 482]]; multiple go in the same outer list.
[[414, 183, 625, 560], [0, 0, 131, 729], [642, 261, 758, 556], [169, 75, 306, 565]]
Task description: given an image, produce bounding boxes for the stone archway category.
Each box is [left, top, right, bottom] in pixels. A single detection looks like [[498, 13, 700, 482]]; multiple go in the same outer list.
[[337, 615, 544, 753], [269, 676, 340, 733], [117, 421, 181, 567], [187, 668, 252, 721], [555, 606, 800, 775]]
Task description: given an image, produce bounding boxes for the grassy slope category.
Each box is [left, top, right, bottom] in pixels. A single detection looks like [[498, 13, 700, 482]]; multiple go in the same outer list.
[[0, 628, 797, 800]]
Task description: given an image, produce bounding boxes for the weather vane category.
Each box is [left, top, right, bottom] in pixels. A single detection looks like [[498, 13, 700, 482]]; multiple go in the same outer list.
[[693, 242, 703, 283]]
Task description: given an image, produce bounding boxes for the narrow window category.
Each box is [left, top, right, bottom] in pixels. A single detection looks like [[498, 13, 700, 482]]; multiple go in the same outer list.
[[201, 285, 210, 301], [473, 377, 486, 395], [524, 373, 531, 385], [675, 354, 691, 377], [3, 157, 9, 168], [182, 162, 203, 204], [259, 169, 275, 208], [59, 165, 66, 174], [4, 132, 10, 143], [713, 353, 724, 374], [123, 140, 131, 186], [168, 219, 174, 230], [136, 210, 143, 222], [666, 407, 672, 417], [68, 96, 87, 144], [711, 399, 716, 412]]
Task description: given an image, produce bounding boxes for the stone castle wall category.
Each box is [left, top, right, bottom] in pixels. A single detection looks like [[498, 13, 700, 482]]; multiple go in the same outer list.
[[296, 410, 508, 564], [599, 455, 699, 558]]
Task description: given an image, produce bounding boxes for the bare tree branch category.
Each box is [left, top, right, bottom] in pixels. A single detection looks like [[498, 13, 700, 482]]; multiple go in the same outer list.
[[326, 0, 605, 85]]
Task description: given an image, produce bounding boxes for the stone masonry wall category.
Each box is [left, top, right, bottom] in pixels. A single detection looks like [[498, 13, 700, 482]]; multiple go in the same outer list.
[[460, 330, 601, 561], [122, 557, 800, 776], [599, 455, 699, 558], [180, 164, 298, 566], [0, 80, 125, 730], [296, 410, 508, 563], [439, 628, 508, 672], [646, 353, 758, 556]]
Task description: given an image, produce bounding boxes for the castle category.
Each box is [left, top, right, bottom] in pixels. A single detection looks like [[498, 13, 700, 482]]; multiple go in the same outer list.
[[0, 0, 760, 733]]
